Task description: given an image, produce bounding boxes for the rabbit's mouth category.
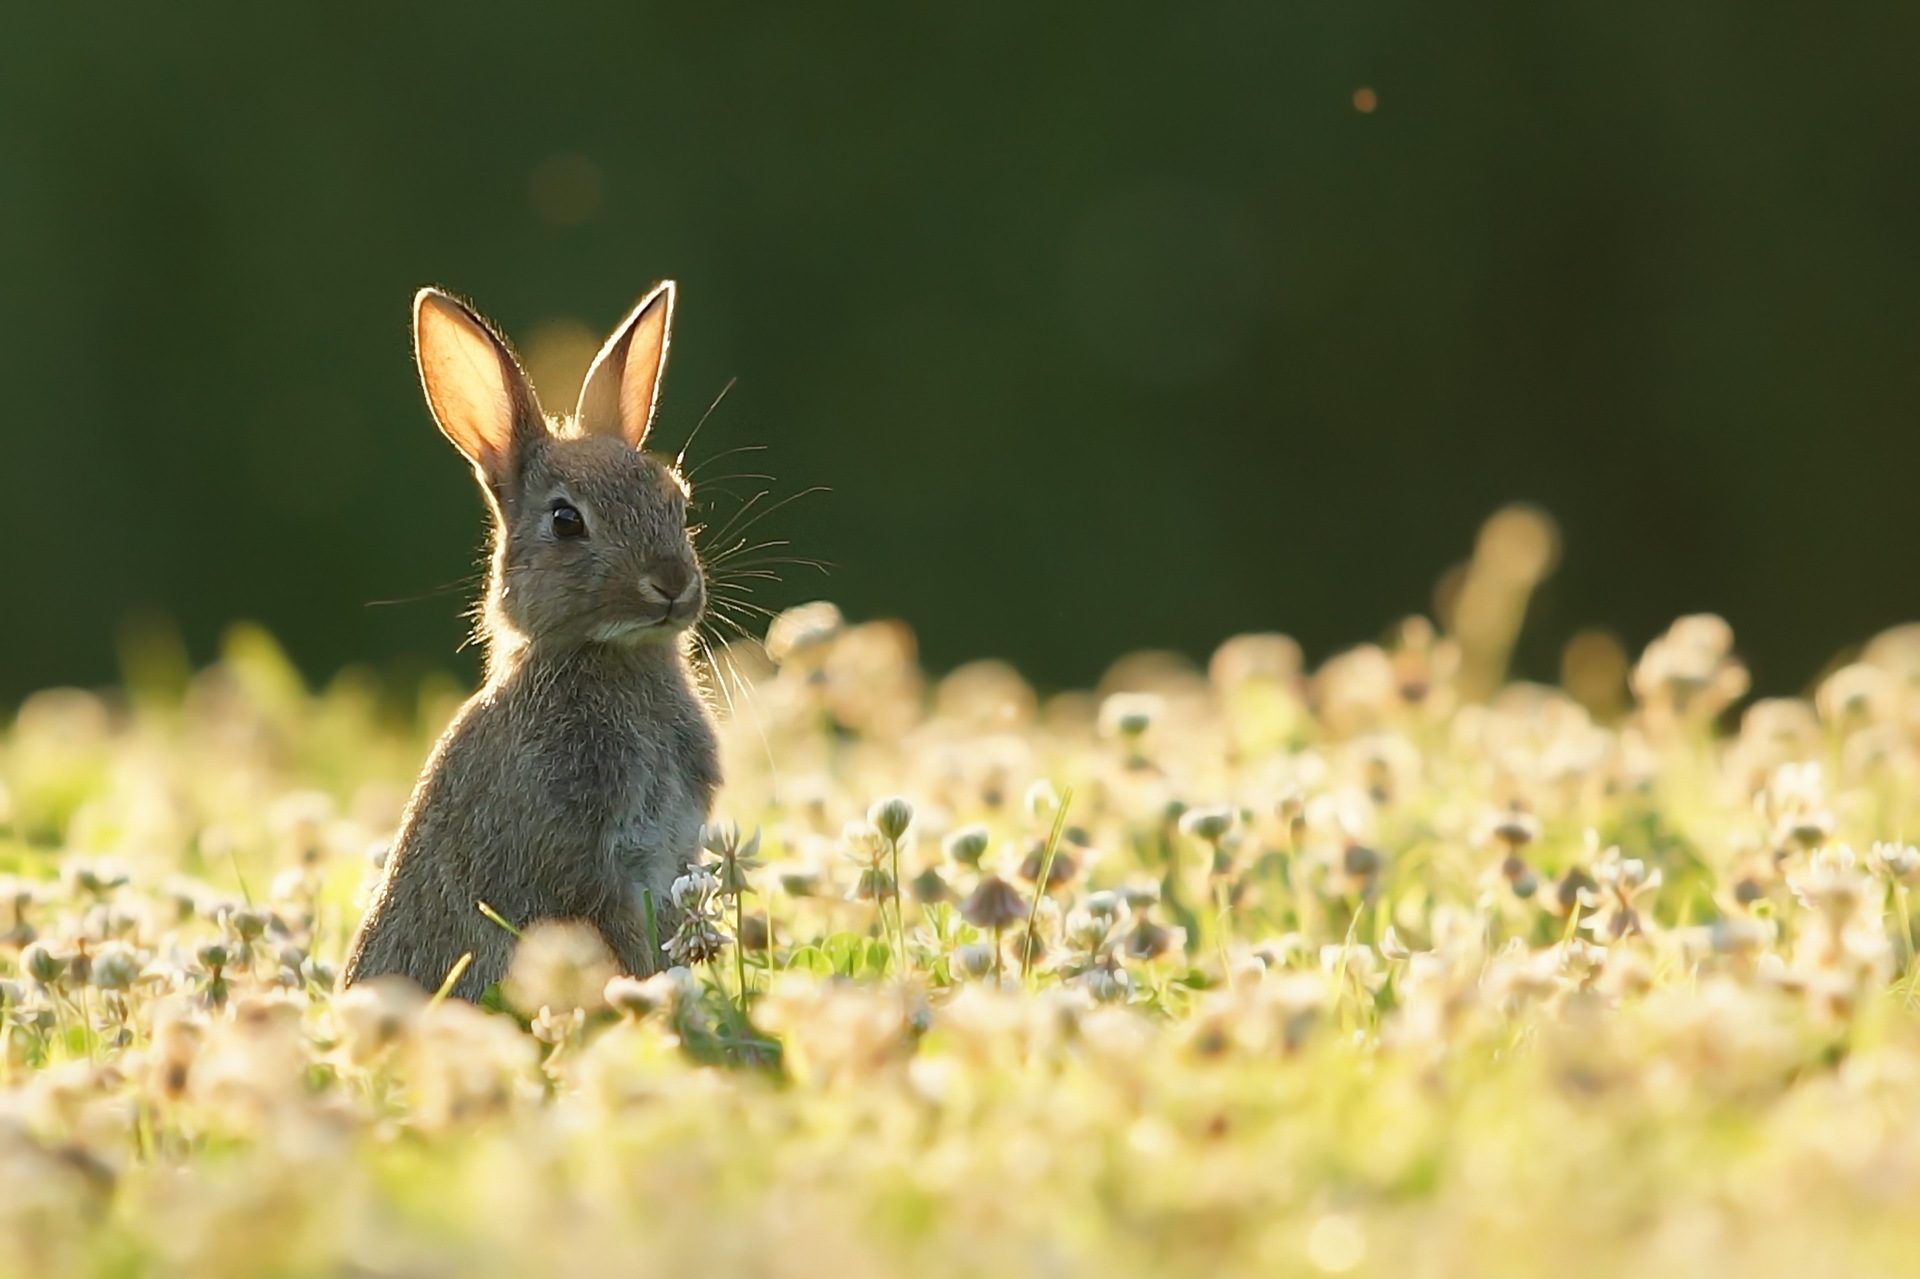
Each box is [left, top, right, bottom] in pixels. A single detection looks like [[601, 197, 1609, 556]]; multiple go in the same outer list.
[[591, 611, 696, 646]]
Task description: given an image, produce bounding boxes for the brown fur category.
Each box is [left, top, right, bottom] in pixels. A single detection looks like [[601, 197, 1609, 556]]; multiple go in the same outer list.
[[340, 284, 719, 1001]]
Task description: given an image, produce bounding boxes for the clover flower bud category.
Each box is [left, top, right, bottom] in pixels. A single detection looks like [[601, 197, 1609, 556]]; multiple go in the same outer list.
[[229, 907, 268, 942], [943, 825, 991, 868], [1084, 890, 1128, 924], [67, 862, 129, 899], [1121, 916, 1176, 962], [90, 942, 142, 992], [868, 796, 915, 844], [961, 875, 1028, 930], [1781, 810, 1836, 851], [776, 863, 823, 897], [1100, 691, 1162, 736], [909, 866, 950, 904], [1488, 809, 1541, 850], [1178, 806, 1234, 843], [1019, 841, 1080, 890], [954, 943, 997, 979], [22, 941, 66, 987], [1342, 844, 1382, 881], [1556, 867, 1597, 914], [1010, 927, 1049, 967]]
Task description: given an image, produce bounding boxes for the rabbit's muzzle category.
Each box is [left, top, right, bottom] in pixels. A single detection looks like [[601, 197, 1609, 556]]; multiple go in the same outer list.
[[638, 564, 704, 627]]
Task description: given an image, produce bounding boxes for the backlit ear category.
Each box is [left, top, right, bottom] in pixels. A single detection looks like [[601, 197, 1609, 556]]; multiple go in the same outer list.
[[575, 280, 674, 449], [413, 288, 543, 483]]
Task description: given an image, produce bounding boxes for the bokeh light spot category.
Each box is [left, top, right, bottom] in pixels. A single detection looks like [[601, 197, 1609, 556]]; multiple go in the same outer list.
[[1307, 1213, 1366, 1272], [523, 319, 601, 409]]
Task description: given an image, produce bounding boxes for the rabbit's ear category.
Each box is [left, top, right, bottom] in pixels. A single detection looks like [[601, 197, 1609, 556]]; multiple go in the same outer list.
[[414, 289, 544, 484], [576, 280, 674, 450]]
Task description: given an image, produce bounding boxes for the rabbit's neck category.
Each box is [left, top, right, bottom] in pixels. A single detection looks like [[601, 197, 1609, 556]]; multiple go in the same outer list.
[[488, 632, 697, 694]]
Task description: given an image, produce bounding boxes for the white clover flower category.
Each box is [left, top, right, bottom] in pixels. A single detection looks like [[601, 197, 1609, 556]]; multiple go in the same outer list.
[[670, 869, 722, 913]]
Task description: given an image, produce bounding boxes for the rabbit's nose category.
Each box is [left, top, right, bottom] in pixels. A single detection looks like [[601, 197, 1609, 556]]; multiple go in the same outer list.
[[643, 563, 695, 603]]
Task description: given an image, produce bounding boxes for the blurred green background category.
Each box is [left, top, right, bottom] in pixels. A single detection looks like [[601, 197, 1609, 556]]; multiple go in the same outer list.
[[3, 4, 1917, 705]]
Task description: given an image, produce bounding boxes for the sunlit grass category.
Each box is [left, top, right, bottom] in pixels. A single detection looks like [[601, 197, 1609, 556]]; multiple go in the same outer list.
[[6, 507, 1920, 1276]]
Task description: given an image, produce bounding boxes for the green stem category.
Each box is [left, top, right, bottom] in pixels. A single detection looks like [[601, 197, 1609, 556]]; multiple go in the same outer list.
[[430, 953, 474, 1007], [1898, 882, 1915, 989], [1023, 786, 1075, 980], [734, 893, 748, 1010], [641, 891, 659, 971], [891, 835, 908, 977], [1212, 878, 1234, 982]]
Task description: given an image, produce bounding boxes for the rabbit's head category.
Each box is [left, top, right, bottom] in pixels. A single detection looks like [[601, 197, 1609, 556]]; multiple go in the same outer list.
[[412, 283, 705, 652]]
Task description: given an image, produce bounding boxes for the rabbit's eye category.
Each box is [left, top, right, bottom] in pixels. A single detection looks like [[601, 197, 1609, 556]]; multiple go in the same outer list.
[[550, 503, 587, 539]]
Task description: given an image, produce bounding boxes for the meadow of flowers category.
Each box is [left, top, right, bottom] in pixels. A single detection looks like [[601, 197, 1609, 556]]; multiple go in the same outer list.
[[8, 506, 1920, 1277]]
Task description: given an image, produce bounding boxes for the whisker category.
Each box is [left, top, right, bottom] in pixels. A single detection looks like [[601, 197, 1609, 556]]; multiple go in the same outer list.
[[687, 482, 776, 508], [711, 597, 780, 622], [694, 632, 737, 718], [697, 624, 781, 787], [363, 572, 485, 609], [702, 533, 798, 564], [682, 442, 768, 481], [704, 535, 787, 561], [710, 555, 832, 575], [689, 473, 778, 491], [674, 377, 739, 473], [704, 609, 765, 645], [709, 589, 778, 616], [704, 486, 831, 552], [702, 490, 774, 552]]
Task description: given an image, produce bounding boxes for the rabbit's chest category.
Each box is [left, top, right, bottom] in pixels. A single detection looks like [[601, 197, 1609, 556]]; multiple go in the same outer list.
[[601, 750, 706, 906]]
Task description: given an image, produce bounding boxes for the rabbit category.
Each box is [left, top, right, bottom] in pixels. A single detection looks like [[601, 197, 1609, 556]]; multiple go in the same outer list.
[[339, 282, 720, 1002]]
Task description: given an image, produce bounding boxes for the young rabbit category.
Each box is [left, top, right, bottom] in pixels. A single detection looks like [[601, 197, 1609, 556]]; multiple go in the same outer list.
[[340, 282, 720, 1001]]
